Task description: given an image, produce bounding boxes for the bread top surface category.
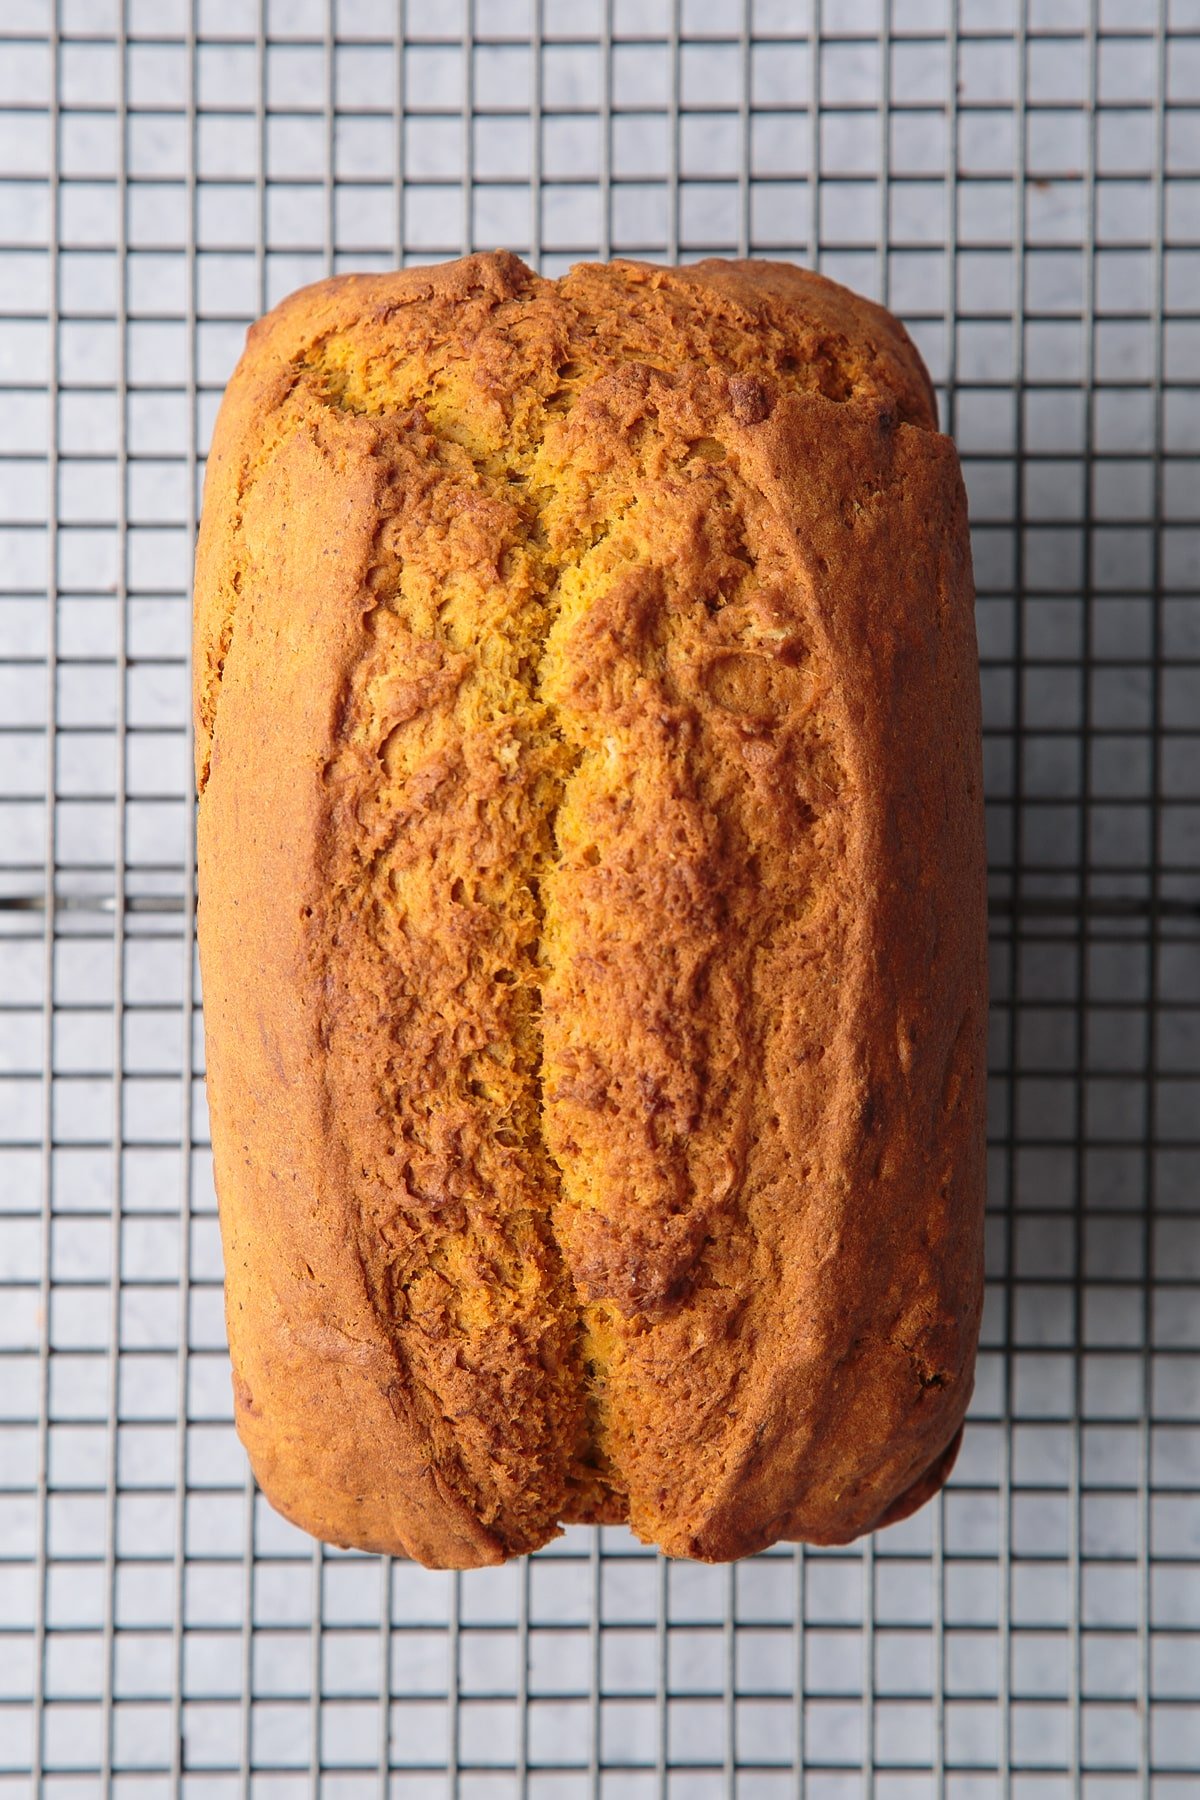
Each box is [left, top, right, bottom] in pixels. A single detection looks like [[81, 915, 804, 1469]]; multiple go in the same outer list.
[[195, 252, 985, 1565]]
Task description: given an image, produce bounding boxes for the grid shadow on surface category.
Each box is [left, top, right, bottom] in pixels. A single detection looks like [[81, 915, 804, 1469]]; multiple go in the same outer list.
[[0, 0, 1198, 1793]]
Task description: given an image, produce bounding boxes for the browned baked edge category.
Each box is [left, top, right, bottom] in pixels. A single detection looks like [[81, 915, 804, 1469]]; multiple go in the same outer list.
[[195, 253, 986, 1566]]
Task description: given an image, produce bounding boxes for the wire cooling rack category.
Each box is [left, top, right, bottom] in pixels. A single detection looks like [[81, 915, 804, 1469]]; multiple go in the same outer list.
[[1, 0, 1198, 1793]]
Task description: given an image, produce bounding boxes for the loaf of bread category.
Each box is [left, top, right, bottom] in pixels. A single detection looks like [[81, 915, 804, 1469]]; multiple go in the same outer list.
[[194, 252, 986, 1568]]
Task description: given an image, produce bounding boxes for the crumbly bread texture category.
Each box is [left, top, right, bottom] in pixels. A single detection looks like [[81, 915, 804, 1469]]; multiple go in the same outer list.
[[194, 252, 986, 1567]]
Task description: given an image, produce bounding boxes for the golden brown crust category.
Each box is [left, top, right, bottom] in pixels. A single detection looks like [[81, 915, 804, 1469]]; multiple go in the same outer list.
[[195, 252, 985, 1566]]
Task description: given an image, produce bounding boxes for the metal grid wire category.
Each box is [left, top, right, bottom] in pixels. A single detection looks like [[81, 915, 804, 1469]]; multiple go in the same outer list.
[[0, 0, 1198, 1791]]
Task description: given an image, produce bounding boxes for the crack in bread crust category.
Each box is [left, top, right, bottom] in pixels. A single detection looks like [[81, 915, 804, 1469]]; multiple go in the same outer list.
[[301, 300, 855, 1540]]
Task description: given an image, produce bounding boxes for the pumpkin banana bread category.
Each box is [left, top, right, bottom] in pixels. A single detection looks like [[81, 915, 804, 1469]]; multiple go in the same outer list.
[[194, 252, 987, 1568]]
